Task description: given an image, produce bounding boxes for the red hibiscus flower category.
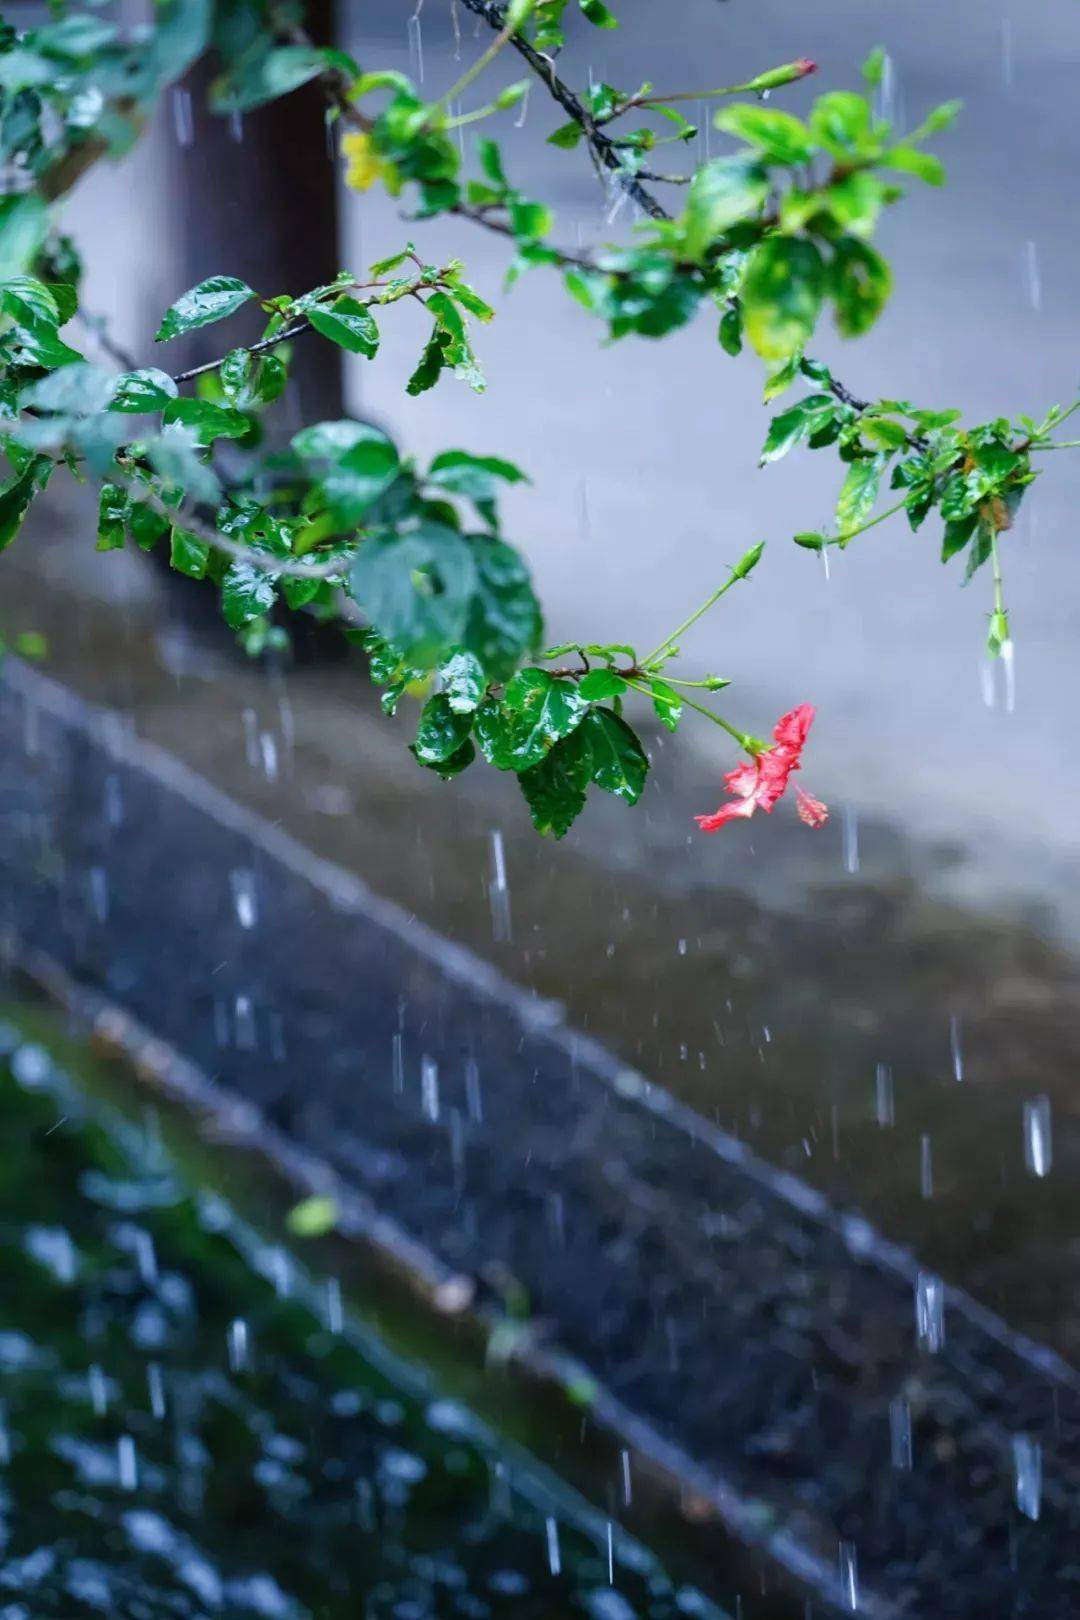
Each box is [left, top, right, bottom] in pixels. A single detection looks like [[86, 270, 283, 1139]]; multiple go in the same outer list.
[[695, 703, 828, 832]]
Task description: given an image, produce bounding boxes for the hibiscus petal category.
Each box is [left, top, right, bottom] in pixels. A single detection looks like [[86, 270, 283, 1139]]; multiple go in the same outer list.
[[772, 703, 815, 752], [794, 785, 829, 828], [695, 796, 758, 832]]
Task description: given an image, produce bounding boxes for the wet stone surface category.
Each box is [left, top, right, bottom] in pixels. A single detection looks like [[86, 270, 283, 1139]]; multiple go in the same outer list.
[[2, 668, 1080, 1618], [0, 1024, 695, 1620]]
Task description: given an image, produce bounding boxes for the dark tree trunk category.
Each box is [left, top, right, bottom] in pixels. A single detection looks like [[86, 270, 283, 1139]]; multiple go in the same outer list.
[[169, 0, 343, 421]]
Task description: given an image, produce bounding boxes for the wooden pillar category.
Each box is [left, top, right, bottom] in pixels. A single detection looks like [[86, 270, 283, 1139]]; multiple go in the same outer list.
[[169, 0, 344, 420]]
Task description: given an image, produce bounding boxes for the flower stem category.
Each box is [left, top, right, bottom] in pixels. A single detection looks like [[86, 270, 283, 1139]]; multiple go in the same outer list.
[[435, 11, 519, 110], [642, 568, 751, 669], [625, 679, 753, 749], [836, 495, 910, 548]]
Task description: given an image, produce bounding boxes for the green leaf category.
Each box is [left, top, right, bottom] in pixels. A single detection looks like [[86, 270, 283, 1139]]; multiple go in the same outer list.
[[162, 396, 250, 444], [830, 238, 892, 338], [222, 560, 277, 628], [440, 649, 486, 713], [286, 1195, 339, 1238], [0, 194, 47, 282], [413, 692, 473, 763], [650, 678, 683, 732], [129, 499, 170, 553], [715, 104, 814, 165], [741, 238, 826, 362], [0, 465, 39, 550], [941, 514, 977, 562], [760, 394, 836, 464], [581, 707, 648, 803], [315, 429, 401, 524], [418, 736, 476, 779], [155, 276, 255, 342], [170, 527, 210, 579], [718, 305, 743, 356], [0, 275, 59, 329], [211, 44, 334, 112], [885, 145, 945, 185], [861, 47, 887, 87], [518, 724, 594, 838], [809, 91, 877, 161], [96, 482, 127, 552], [681, 157, 768, 261], [548, 121, 584, 149], [476, 669, 587, 771], [406, 326, 450, 396], [579, 668, 626, 701], [110, 368, 179, 413], [307, 296, 380, 357], [427, 449, 527, 500], [836, 457, 883, 535], [349, 523, 477, 666], [465, 536, 542, 680], [579, 0, 617, 26]]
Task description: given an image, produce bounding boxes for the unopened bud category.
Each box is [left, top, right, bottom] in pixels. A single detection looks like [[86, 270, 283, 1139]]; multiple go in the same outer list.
[[744, 59, 817, 93]]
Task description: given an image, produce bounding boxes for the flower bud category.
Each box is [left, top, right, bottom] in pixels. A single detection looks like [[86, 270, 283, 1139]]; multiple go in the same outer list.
[[744, 59, 817, 93]]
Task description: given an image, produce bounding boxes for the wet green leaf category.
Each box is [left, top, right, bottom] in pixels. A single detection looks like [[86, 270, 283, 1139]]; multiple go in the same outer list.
[[155, 276, 255, 342], [741, 238, 826, 361]]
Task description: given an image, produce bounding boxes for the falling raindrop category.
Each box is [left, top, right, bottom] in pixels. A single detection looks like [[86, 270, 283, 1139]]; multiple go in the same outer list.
[[88, 1363, 108, 1415], [171, 87, 194, 147], [915, 1271, 945, 1352], [242, 708, 260, 766], [1013, 1435, 1042, 1520], [117, 1434, 138, 1491], [920, 1134, 934, 1199], [392, 1031, 405, 1094], [408, 1, 425, 83], [1023, 240, 1042, 312], [146, 1363, 166, 1421], [325, 1276, 343, 1333], [450, 0, 461, 57], [607, 1520, 614, 1584], [489, 830, 512, 941], [229, 109, 244, 142], [1023, 1096, 1052, 1177], [464, 1056, 483, 1124], [620, 1448, 632, 1506], [133, 1230, 157, 1287], [259, 731, 279, 781], [875, 1063, 894, 1127], [889, 1397, 912, 1469], [545, 1515, 561, 1575], [230, 868, 258, 930], [227, 1318, 250, 1373], [88, 865, 109, 923], [270, 1248, 291, 1299], [842, 807, 859, 874], [234, 995, 256, 1052], [515, 83, 530, 127], [838, 1541, 858, 1612], [104, 773, 124, 828], [1001, 639, 1016, 712], [949, 1015, 963, 1082], [421, 1055, 440, 1122]]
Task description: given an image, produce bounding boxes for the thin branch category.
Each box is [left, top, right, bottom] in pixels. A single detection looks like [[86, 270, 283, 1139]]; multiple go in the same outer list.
[[452, 0, 668, 220], [171, 321, 314, 385], [112, 468, 356, 582]]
